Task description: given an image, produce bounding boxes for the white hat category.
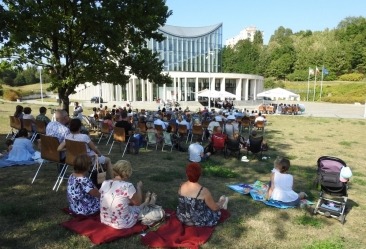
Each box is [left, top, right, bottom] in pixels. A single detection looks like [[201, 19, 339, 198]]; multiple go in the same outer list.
[[340, 167, 352, 182], [241, 156, 249, 162]]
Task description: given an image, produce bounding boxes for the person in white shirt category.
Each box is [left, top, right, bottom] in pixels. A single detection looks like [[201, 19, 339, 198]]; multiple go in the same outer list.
[[153, 114, 167, 130], [188, 137, 211, 162], [255, 112, 266, 124]]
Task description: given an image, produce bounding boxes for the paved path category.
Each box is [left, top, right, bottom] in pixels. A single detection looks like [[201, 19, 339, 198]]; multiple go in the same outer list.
[[21, 99, 366, 119]]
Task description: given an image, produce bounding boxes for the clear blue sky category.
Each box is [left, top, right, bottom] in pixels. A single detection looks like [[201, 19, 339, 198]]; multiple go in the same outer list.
[[165, 0, 366, 44]]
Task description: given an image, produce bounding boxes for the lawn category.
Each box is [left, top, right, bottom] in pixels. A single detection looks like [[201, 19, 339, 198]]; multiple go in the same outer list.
[[0, 101, 365, 249]]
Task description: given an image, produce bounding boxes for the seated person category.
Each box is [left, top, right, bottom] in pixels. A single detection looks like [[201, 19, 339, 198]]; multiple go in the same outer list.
[[22, 107, 36, 131], [57, 118, 113, 179], [255, 112, 266, 124], [210, 126, 227, 152], [100, 160, 154, 229], [7, 128, 36, 162], [36, 106, 51, 126], [245, 130, 267, 151], [102, 113, 114, 132], [67, 154, 100, 215], [188, 137, 211, 163], [177, 162, 228, 227], [266, 157, 307, 206]]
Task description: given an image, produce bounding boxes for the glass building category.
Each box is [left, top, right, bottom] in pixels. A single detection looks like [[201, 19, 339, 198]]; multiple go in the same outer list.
[[71, 24, 264, 103], [147, 23, 223, 73]]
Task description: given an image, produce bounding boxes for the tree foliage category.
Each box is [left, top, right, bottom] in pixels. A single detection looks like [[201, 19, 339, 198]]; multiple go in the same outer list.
[[0, 0, 172, 112], [222, 17, 366, 82]]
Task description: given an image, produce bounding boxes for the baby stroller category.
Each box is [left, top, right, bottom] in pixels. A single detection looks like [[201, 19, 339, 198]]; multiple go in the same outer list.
[[313, 156, 349, 224]]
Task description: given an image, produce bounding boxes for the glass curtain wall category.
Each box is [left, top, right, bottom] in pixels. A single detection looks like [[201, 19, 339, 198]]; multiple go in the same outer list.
[[148, 24, 223, 73]]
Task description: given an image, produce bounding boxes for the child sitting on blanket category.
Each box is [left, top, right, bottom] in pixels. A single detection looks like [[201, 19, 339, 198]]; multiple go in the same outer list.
[[266, 157, 307, 207], [67, 154, 100, 215]]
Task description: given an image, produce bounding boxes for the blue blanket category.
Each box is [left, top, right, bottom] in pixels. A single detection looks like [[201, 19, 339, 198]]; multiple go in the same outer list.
[[227, 182, 305, 209], [0, 155, 37, 168]]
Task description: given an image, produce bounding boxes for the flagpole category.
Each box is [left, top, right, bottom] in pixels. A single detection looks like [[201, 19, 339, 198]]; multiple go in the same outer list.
[[307, 68, 311, 101], [320, 65, 324, 101], [313, 66, 318, 101]]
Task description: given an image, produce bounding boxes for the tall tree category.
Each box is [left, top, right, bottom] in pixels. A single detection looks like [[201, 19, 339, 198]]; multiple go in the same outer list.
[[0, 0, 172, 112]]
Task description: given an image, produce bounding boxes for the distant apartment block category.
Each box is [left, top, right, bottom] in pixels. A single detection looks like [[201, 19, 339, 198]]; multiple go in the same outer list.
[[225, 26, 260, 47]]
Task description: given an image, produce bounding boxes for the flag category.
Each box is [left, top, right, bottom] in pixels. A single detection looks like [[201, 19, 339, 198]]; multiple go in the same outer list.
[[309, 68, 314, 75], [322, 67, 329, 75], [315, 66, 320, 74]]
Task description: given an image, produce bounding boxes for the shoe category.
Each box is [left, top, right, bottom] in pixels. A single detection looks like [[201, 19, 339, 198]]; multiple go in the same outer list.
[[219, 195, 229, 210]]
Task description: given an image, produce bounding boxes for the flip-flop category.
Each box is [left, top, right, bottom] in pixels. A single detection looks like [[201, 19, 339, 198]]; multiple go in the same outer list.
[[149, 193, 157, 205]]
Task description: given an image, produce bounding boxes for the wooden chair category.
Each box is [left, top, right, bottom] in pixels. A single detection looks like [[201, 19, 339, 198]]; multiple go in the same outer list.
[[249, 116, 256, 126], [108, 127, 131, 157], [30, 120, 47, 142], [6, 116, 22, 139], [32, 135, 64, 185], [241, 117, 251, 136], [22, 119, 35, 139], [255, 120, 265, 134], [177, 124, 189, 143], [190, 125, 204, 143], [53, 139, 89, 191], [138, 122, 147, 135], [154, 124, 164, 136], [98, 122, 113, 145]]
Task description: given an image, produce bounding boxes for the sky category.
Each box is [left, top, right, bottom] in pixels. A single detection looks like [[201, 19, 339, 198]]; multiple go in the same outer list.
[[165, 0, 366, 44]]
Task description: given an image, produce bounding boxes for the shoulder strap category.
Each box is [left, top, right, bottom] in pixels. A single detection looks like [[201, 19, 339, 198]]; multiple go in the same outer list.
[[196, 186, 204, 198]]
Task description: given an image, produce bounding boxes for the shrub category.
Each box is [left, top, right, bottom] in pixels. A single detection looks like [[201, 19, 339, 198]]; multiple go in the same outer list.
[[3, 89, 21, 101], [338, 73, 364, 81], [0, 84, 3, 96]]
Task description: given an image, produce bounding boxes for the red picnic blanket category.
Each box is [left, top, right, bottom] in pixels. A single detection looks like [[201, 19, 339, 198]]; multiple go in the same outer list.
[[60, 209, 147, 245], [141, 209, 230, 249]]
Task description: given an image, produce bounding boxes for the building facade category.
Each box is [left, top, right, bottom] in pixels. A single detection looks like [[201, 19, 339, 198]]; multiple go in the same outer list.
[[70, 24, 264, 103], [225, 26, 260, 47]]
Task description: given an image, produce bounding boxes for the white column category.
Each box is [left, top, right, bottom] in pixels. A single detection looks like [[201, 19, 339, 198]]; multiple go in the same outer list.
[[237, 78, 242, 100], [221, 77, 225, 91], [173, 77, 177, 101], [178, 78, 181, 101], [184, 77, 187, 102], [132, 78, 136, 101], [163, 83, 166, 101], [195, 77, 199, 102], [141, 79, 145, 102], [253, 79, 257, 100], [245, 79, 249, 101]]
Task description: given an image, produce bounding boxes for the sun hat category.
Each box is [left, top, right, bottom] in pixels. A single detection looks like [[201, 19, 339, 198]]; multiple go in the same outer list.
[[241, 156, 249, 162], [340, 166, 352, 182]]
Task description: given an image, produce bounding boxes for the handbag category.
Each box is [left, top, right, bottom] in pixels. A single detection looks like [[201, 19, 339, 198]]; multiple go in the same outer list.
[[95, 155, 106, 184], [139, 204, 165, 226]]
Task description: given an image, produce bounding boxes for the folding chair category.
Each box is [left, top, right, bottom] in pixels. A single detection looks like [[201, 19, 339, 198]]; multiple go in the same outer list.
[[108, 127, 132, 157], [154, 124, 164, 136], [241, 117, 251, 136], [177, 124, 189, 143], [247, 135, 264, 159], [6, 116, 22, 139], [146, 131, 158, 150], [190, 125, 204, 143], [98, 122, 113, 145], [138, 122, 147, 135], [255, 121, 265, 135], [31, 120, 47, 142], [32, 134, 64, 184], [53, 139, 90, 191], [22, 119, 37, 141], [162, 131, 174, 152]]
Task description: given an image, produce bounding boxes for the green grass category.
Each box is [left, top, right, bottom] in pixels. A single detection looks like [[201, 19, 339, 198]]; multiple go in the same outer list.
[[0, 101, 366, 248]]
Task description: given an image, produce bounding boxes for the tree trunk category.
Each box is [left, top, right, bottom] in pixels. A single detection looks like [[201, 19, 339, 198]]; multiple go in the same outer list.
[[58, 88, 70, 114]]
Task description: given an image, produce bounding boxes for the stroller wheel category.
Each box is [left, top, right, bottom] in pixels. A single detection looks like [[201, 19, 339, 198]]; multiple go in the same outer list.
[[324, 211, 331, 217], [339, 214, 346, 224]]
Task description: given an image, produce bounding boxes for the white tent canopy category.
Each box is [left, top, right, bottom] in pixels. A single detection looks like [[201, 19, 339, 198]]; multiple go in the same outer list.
[[257, 87, 300, 101], [197, 89, 220, 98]]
